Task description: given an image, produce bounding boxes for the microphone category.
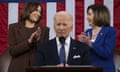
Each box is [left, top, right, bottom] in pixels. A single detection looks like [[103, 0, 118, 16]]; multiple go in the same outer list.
[[59, 37, 66, 67], [59, 37, 65, 44]]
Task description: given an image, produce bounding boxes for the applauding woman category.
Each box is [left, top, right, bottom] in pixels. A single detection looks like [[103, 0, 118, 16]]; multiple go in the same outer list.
[[8, 2, 49, 72], [78, 4, 116, 72]]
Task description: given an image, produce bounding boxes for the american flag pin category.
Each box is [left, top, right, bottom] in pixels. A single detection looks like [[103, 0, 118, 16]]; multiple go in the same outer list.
[[100, 33, 103, 35], [73, 47, 76, 50]]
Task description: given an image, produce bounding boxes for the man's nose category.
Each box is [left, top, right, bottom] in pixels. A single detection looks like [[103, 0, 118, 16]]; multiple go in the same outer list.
[[59, 25, 64, 30]]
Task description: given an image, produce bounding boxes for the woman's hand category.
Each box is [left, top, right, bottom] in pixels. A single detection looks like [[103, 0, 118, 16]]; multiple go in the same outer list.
[[28, 27, 41, 44], [77, 32, 88, 43], [77, 32, 92, 47]]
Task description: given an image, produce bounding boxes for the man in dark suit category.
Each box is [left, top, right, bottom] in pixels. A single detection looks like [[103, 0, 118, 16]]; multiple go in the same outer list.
[[35, 11, 91, 66]]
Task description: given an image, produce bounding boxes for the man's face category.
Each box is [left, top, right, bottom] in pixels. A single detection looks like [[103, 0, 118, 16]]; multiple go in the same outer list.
[[29, 6, 41, 22], [54, 14, 73, 38]]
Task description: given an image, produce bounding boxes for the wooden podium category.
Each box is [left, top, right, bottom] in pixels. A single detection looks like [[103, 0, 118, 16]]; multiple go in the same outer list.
[[26, 65, 103, 72]]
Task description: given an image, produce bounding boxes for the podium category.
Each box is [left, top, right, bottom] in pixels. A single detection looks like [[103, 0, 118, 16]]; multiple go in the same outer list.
[[26, 65, 103, 72]]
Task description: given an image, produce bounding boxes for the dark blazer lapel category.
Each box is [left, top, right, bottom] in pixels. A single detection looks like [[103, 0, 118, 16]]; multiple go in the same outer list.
[[51, 38, 60, 64], [67, 38, 75, 64]]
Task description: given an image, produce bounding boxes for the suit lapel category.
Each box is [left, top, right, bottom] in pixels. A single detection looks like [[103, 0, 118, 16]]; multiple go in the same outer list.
[[95, 27, 105, 43], [51, 38, 60, 64], [67, 39, 76, 64], [89, 27, 105, 43]]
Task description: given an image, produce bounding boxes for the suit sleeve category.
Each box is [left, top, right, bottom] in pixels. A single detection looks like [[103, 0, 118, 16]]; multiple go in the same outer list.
[[8, 24, 32, 57], [34, 44, 45, 66], [81, 45, 91, 65], [43, 27, 49, 42], [92, 28, 116, 59]]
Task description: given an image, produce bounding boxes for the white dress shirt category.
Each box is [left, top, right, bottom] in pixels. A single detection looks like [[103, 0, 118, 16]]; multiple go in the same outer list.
[[56, 36, 71, 62]]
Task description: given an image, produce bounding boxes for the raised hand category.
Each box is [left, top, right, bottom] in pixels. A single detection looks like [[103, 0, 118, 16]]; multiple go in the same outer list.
[[86, 32, 92, 47], [77, 32, 92, 47], [35, 27, 41, 41], [77, 32, 88, 43], [28, 27, 41, 44]]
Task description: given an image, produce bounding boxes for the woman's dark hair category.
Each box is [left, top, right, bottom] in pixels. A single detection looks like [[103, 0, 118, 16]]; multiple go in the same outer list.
[[87, 4, 110, 26], [20, 2, 43, 24]]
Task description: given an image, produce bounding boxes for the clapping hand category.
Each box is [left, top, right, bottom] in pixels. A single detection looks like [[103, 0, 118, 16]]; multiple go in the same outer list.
[[77, 32, 88, 43], [28, 27, 41, 44], [35, 27, 41, 41], [77, 32, 92, 47]]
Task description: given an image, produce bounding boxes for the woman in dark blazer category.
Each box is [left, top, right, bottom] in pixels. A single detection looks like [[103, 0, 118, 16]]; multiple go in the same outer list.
[[78, 4, 116, 72], [8, 2, 49, 72]]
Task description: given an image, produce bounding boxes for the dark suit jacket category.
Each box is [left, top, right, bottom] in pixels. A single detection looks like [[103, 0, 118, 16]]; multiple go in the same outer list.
[[86, 26, 116, 72], [35, 38, 91, 66], [8, 22, 49, 72]]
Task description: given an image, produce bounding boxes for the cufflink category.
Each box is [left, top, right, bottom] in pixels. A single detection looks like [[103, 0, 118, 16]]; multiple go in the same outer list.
[[73, 55, 80, 59]]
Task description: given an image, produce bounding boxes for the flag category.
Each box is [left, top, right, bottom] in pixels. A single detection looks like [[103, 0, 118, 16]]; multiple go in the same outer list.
[[0, 0, 120, 55]]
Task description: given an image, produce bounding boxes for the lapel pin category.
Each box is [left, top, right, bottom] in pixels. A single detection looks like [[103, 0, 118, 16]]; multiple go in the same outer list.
[[100, 33, 103, 35], [73, 47, 76, 50]]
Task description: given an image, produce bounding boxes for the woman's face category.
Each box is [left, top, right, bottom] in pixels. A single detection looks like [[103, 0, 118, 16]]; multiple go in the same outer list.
[[29, 6, 42, 23], [87, 9, 94, 26]]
